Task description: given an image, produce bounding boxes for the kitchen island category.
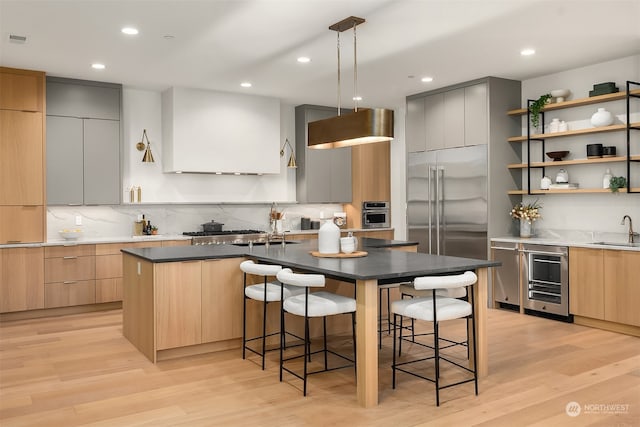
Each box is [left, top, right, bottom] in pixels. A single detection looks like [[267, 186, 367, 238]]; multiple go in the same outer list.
[[122, 238, 498, 408]]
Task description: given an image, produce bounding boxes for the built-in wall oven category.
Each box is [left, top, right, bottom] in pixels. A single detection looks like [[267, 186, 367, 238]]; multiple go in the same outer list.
[[521, 243, 570, 319], [362, 201, 390, 229]]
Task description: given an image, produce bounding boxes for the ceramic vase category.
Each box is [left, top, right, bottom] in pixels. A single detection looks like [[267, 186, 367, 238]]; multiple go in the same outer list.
[[520, 219, 533, 238], [318, 220, 340, 253], [590, 108, 614, 127]]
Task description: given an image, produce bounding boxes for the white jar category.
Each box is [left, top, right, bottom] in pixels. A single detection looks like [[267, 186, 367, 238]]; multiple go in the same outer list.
[[318, 220, 340, 254], [558, 120, 568, 132], [549, 118, 560, 133], [602, 168, 612, 189], [590, 108, 614, 127], [541, 176, 552, 190]]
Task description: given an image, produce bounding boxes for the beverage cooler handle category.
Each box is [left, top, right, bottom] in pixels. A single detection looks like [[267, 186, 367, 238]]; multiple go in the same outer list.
[[438, 167, 445, 255]]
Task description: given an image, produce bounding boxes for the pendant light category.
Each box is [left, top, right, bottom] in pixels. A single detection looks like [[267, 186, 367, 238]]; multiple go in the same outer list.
[[135, 129, 155, 163], [308, 16, 394, 149]]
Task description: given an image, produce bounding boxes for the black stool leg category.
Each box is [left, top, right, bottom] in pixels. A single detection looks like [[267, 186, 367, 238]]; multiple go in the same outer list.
[[323, 316, 328, 370], [392, 313, 397, 388], [242, 273, 247, 360]]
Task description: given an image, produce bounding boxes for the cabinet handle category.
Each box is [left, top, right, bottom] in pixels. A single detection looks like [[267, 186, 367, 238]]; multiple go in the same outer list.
[[63, 281, 77, 284], [63, 256, 78, 259], [7, 240, 22, 244]]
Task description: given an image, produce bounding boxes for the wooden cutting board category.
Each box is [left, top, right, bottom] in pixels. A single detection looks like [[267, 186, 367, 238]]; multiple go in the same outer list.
[[309, 250, 368, 258]]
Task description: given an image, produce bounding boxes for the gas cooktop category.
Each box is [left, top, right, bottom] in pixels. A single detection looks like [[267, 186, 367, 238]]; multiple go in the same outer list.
[[182, 229, 265, 237]]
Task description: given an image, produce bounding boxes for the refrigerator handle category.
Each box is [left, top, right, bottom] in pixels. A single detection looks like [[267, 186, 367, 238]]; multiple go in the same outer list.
[[439, 167, 445, 255], [428, 165, 434, 254], [435, 166, 440, 255]]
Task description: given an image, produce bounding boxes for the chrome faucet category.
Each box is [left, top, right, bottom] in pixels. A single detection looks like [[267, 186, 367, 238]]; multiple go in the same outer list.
[[621, 215, 635, 243]]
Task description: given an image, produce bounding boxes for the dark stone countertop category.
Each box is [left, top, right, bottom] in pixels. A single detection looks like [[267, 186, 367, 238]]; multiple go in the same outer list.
[[358, 237, 418, 248], [122, 238, 498, 283]]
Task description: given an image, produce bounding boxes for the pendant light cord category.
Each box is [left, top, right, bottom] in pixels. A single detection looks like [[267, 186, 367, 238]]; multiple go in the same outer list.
[[336, 31, 341, 116], [353, 21, 358, 112]]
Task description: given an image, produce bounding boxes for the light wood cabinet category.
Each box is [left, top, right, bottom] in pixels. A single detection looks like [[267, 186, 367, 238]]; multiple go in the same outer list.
[[569, 247, 640, 330], [161, 240, 191, 247], [155, 260, 202, 350], [95, 241, 162, 303], [201, 258, 244, 343], [603, 250, 640, 327], [569, 247, 604, 319], [0, 206, 45, 244], [0, 67, 46, 244], [345, 142, 391, 229], [0, 67, 44, 112], [0, 247, 44, 312], [44, 244, 96, 308]]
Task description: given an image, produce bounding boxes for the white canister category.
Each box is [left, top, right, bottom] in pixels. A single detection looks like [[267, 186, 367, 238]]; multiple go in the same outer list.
[[602, 168, 612, 189], [590, 108, 614, 127], [318, 220, 340, 254], [558, 121, 568, 132], [549, 118, 560, 133], [541, 176, 552, 190]]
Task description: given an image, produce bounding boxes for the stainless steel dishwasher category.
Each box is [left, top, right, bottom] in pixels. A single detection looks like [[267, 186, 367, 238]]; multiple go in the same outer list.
[[491, 241, 520, 309]]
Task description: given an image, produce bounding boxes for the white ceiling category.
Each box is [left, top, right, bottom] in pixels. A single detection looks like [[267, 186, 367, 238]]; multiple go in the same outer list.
[[1, 0, 639, 108]]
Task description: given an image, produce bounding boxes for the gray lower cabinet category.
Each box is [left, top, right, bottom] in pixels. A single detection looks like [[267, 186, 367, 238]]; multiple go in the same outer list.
[[46, 77, 121, 205], [295, 104, 352, 203], [47, 116, 120, 205]]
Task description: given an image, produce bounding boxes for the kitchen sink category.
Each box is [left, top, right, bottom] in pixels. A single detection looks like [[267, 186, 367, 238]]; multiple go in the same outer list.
[[592, 241, 640, 247]]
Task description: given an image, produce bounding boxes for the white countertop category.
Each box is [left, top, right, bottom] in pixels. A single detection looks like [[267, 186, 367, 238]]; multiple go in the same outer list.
[[1, 228, 394, 249], [492, 235, 640, 251]]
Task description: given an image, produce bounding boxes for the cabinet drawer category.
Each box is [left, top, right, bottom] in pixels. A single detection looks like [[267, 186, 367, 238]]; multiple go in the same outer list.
[[45, 280, 95, 308], [96, 278, 122, 303], [45, 244, 95, 258], [96, 254, 122, 279], [45, 256, 95, 283]]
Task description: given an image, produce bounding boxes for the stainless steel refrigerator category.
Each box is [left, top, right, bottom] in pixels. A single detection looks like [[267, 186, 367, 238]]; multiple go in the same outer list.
[[407, 145, 488, 259]]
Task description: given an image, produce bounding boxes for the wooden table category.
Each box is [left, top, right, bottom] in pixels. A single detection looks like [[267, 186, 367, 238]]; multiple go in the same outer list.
[[248, 241, 499, 408]]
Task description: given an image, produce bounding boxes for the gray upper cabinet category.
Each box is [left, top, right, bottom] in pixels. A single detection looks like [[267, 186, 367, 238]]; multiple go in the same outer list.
[[47, 78, 120, 120], [295, 105, 352, 203], [46, 116, 84, 205], [407, 82, 489, 152], [46, 77, 121, 205], [405, 98, 426, 152]]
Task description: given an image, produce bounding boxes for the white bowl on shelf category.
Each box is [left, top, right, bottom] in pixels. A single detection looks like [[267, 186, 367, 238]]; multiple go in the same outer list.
[[550, 89, 570, 102], [59, 229, 84, 240]]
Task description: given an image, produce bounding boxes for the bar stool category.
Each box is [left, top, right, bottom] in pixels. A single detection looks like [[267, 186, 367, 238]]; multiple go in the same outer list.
[[391, 271, 478, 406], [240, 260, 304, 370], [276, 268, 356, 396], [378, 283, 402, 348]]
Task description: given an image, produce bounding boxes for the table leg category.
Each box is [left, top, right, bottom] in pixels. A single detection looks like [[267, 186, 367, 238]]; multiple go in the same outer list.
[[356, 279, 378, 407], [469, 267, 488, 377]]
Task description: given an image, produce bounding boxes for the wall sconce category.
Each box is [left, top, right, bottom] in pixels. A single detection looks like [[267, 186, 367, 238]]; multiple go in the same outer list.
[[280, 138, 297, 168], [135, 129, 155, 163]]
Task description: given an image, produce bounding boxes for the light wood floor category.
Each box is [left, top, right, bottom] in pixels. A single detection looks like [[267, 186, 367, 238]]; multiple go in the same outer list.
[[1, 308, 638, 427]]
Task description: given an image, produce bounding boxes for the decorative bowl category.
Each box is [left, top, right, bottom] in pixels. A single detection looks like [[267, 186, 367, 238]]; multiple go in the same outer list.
[[59, 229, 83, 240], [550, 89, 570, 102], [546, 150, 569, 161]]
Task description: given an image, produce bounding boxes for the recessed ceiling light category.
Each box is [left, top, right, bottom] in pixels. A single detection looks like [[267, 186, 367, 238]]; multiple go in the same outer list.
[[297, 57, 311, 63], [352, 96, 362, 101], [91, 63, 105, 70], [421, 76, 433, 83], [234, 172, 241, 175], [163, 35, 175, 40], [240, 82, 252, 88], [521, 48, 535, 56], [121, 27, 139, 35], [215, 172, 222, 175]]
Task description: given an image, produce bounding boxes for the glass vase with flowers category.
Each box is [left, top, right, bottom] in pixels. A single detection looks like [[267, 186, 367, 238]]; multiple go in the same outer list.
[[510, 200, 542, 238]]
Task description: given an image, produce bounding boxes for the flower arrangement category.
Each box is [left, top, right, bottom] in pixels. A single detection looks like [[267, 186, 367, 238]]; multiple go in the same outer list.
[[510, 200, 542, 224]]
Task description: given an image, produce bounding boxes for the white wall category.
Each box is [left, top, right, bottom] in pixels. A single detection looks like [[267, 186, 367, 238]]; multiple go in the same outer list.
[[521, 55, 640, 234]]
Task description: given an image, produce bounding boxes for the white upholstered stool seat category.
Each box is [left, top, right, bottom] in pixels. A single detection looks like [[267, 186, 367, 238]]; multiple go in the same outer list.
[[240, 260, 303, 370], [392, 271, 479, 406], [392, 296, 471, 322], [399, 283, 467, 299], [276, 268, 356, 396]]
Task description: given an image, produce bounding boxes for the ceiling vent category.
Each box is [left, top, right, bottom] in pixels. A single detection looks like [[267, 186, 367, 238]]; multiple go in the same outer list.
[[9, 34, 27, 43]]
